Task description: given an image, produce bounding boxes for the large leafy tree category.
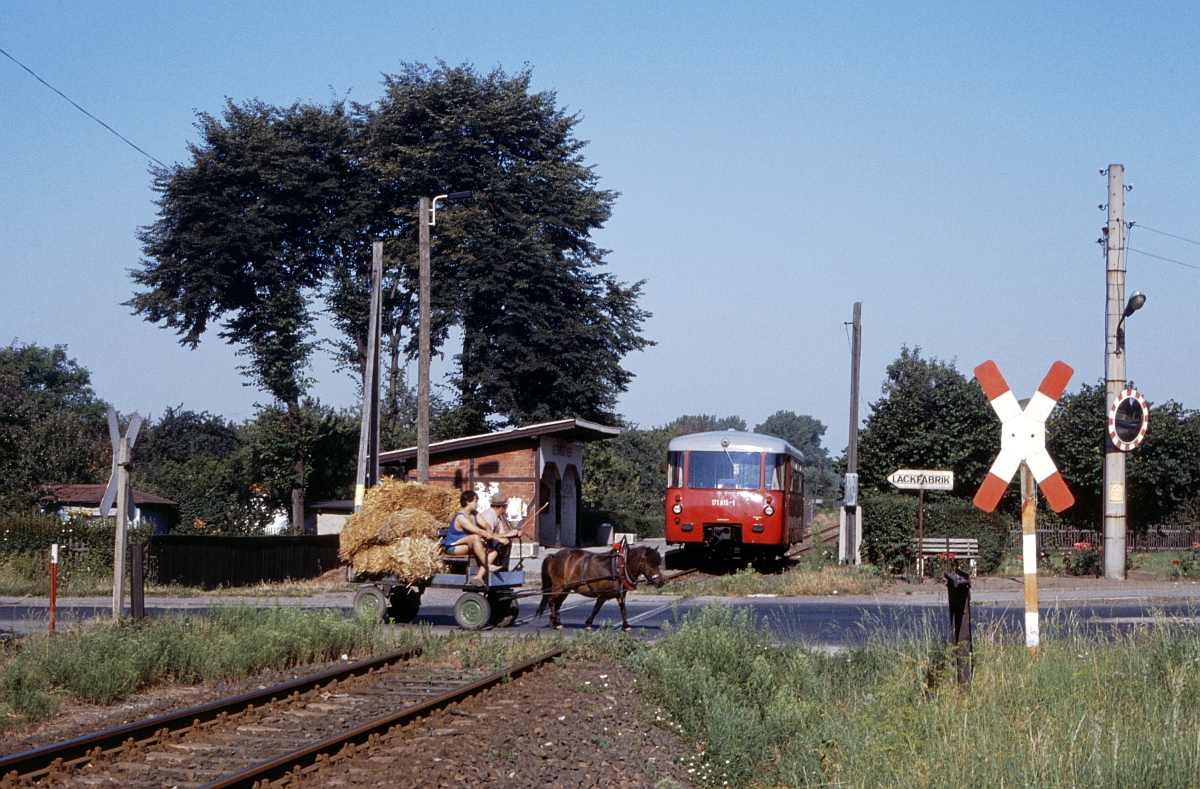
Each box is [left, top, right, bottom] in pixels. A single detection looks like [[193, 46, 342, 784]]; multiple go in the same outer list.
[[358, 63, 652, 426], [1048, 382, 1200, 529], [0, 343, 108, 511], [754, 411, 829, 466], [854, 347, 999, 498], [130, 100, 359, 532]]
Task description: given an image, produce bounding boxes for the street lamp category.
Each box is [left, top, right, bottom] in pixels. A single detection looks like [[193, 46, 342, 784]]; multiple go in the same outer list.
[[1116, 291, 1146, 353], [417, 190, 473, 483]]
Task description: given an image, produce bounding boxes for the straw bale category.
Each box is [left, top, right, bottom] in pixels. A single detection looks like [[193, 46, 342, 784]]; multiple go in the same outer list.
[[350, 545, 396, 577], [338, 479, 459, 560], [373, 508, 440, 544], [387, 536, 445, 586]]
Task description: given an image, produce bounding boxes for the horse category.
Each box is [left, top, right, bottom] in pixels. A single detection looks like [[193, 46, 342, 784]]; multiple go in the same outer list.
[[534, 545, 666, 630]]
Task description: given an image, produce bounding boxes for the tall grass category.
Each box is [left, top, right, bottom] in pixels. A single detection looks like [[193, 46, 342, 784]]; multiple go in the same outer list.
[[0, 606, 392, 728], [631, 605, 1200, 788]]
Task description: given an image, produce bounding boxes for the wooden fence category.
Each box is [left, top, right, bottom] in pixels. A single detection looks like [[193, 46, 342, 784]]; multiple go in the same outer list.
[[1008, 528, 1200, 552], [150, 535, 343, 590]]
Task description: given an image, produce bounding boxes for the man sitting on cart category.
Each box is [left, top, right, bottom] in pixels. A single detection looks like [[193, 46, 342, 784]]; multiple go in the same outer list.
[[479, 492, 522, 565], [445, 490, 500, 587]]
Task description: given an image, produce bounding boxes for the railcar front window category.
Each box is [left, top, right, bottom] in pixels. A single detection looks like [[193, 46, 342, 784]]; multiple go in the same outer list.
[[687, 451, 762, 490], [667, 451, 685, 488]]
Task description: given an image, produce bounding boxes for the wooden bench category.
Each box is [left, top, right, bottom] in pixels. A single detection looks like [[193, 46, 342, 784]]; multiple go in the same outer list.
[[911, 537, 980, 576]]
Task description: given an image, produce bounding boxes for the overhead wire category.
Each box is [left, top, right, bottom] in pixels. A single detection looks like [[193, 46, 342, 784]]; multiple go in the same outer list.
[[0, 44, 168, 169], [1135, 225, 1200, 247]]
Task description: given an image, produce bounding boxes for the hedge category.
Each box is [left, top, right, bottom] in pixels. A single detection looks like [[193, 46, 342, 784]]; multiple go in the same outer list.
[[860, 493, 1012, 573]]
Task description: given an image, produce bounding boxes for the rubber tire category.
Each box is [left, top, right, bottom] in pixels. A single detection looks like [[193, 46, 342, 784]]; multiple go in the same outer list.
[[388, 588, 421, 624], [491, 599, 519, 628], [454, 592, 491, 630], [354, 586, 388, 622]]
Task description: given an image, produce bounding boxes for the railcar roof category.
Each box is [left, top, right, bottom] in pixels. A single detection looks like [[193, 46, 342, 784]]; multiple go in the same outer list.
[[667, 430, 804, 462]]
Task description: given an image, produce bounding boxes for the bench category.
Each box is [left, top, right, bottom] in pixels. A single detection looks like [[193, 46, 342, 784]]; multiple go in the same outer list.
[[911, 537, 980, 576]]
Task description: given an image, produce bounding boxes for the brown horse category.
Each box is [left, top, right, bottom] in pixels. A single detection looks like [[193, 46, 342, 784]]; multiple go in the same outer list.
[[535, 545, 666, 630]]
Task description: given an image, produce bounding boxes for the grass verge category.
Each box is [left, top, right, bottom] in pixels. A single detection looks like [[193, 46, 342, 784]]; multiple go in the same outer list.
[[645, 564, 885, 598], [0, 606, 393, 729], [629, 604, 1200, 788]]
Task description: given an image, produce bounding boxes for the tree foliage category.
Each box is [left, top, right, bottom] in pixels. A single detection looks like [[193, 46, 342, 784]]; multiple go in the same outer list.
[[358, 63, 652, 426], [131, 100, 364, 531], [0, 343, 108, 511], [854, 347, 999, 499], [754, 411, 829, 467]]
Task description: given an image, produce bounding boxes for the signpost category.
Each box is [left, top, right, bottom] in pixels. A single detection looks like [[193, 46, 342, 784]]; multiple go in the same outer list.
[[888, 470, 954, 579], [971, 360, 1075, 650], [99, 407, 142, 620]]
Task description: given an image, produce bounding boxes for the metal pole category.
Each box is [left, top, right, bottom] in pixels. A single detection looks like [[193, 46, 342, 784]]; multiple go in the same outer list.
[[354, 241, 384, 512], [417, 197, 432, 484], [842, 302, 862, 564], [49, 544, 57, 635], [1020, 461, 1039, 650], [112, 435, 129, 620], [1103, 164, 1127, 580], [917, 488, 925, 581], [131, 544, 145, 622]]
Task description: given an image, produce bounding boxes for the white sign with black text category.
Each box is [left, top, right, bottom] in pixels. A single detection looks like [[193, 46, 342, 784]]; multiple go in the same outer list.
[[887, 469, 954, 491]]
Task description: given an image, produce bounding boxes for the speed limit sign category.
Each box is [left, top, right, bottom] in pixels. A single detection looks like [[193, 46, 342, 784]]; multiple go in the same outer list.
[[1108, 388, 1149, 451]]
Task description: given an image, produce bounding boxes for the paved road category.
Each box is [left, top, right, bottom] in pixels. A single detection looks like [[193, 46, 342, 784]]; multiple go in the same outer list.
[[4, 588, 1197, 644]]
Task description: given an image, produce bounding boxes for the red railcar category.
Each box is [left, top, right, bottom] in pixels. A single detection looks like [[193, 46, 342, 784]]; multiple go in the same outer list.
[[664, 431, 805, 562]]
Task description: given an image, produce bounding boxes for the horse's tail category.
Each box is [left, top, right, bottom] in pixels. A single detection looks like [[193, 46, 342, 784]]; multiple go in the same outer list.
[[534, 555, 552, 619]]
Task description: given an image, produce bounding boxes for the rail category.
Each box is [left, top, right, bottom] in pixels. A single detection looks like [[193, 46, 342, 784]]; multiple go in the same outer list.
[[0, 645, 421, 779]]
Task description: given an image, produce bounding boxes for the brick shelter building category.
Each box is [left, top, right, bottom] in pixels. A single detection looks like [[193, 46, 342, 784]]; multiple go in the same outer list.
[[377, 418, 619, 547]]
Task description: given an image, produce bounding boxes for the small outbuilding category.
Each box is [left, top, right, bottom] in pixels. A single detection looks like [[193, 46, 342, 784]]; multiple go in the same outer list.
[[42, 484, 178, 535], [378, 418, 620, 547]]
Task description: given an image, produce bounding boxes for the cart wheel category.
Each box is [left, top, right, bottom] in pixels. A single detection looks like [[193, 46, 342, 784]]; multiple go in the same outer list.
[[388, 587, 421, 624], [454, 592, 491, 630], [354, 586, 388, 622], [491, 599, 519, 628]]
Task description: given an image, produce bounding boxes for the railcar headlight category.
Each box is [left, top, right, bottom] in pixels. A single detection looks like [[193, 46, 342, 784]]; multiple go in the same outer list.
[[672, 503, 682, 514], [764, 505, 775, 516]]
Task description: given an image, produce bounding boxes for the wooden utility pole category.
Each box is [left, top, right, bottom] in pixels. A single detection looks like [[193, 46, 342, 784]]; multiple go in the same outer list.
[[841, 302, 863, 564], [1103, 164, 1127, 580], [1020, 462, 1040, 650], [354, 241, 384, 511], [417, 197, 432, 483]]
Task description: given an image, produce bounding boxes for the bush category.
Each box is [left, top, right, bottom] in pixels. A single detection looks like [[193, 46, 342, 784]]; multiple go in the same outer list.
[[1173, 543, 1200, 579], [1061, 542, 1103, 577], [861, 493, 1010, 574]]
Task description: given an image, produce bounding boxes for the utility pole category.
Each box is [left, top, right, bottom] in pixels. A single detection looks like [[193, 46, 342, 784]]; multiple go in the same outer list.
[[1103, 165, 1127, 580], [354, 241, 384, 511], [841, 302, 863, 564], [417, 197, 432, 483]]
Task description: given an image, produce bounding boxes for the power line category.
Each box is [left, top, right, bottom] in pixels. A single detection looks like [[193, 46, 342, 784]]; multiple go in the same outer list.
[[1126, 247, 1200, 271], [0, 44, 168, 169], [1135, 225, 1200, 247]]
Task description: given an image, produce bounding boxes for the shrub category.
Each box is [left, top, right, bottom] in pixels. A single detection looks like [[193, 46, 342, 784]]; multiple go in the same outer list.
[[1062, 541, 1103, 577], [861, 493, 1009, 573], [1173, 543, 1200, 579]]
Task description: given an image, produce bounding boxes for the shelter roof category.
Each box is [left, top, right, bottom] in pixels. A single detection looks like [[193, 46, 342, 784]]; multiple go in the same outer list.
[[379, 418, 620, 465]]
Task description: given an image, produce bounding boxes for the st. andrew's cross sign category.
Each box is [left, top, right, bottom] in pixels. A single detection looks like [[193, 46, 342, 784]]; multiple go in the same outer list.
[[100, 407, 142, 619]]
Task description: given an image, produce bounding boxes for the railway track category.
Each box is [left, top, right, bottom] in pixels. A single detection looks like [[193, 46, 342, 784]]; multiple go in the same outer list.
[[788, 523, 841, 557], [0, 647, 562, 788]]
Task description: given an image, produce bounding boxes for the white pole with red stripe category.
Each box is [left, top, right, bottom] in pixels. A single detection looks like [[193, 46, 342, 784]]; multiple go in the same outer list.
[[972, 360, 1076, 650]]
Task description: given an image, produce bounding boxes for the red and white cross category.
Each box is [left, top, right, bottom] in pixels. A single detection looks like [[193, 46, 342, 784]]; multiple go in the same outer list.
[[972, 360, 1076, 513]]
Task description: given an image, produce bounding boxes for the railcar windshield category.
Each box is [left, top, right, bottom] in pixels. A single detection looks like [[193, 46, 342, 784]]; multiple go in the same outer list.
[[764, 454, 786, 490], [667, 451, 685, 488], [687, 451, 761, 490]]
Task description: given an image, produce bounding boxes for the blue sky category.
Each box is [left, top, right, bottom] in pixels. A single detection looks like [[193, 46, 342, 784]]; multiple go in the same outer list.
[[2, 1, 1198, 454]]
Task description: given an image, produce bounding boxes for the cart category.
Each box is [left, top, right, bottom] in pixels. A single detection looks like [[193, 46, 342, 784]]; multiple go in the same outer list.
[[352, 529, 528, 630]]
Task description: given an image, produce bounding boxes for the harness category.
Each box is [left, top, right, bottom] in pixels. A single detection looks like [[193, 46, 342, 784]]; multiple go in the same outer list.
[[575, 542, 636, 594]]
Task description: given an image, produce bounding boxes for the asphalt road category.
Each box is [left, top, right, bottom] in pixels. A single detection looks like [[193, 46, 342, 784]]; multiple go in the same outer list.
[[4, 589, 1198, 645]]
